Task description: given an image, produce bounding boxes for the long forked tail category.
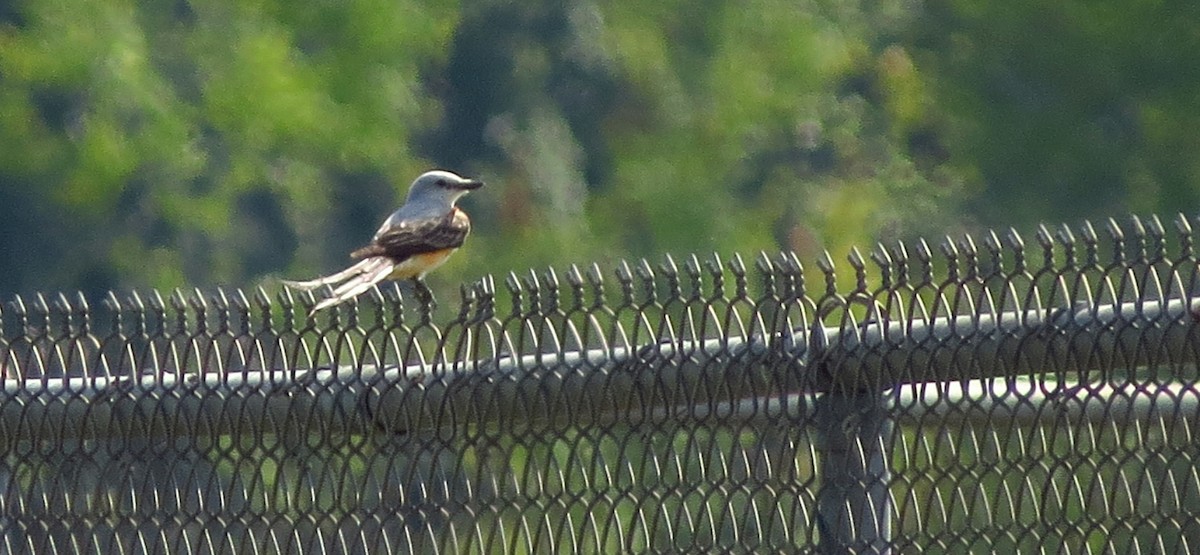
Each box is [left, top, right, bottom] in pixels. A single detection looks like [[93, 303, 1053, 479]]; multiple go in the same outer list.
[[281, 258, 379, 291], [282, 257, 396, 313]]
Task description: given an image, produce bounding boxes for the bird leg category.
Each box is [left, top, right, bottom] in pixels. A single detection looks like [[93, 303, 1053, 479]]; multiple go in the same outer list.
[[411, 278, 435, 311]]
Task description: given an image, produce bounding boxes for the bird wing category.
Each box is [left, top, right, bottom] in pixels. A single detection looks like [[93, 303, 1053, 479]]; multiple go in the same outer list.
[[350, 208, 470, 262]]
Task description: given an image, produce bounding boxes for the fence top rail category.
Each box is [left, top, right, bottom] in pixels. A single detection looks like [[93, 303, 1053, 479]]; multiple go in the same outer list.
[[2, 214, 1199, 386], [1, 214, 1199, 439]]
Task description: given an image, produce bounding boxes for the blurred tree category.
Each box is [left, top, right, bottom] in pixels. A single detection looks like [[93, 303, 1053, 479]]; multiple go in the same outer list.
[[2, 0, 1196, 299], [910, 0, 1200, 224], [0, 0, 458, 297], [435, 0, 966, 280]]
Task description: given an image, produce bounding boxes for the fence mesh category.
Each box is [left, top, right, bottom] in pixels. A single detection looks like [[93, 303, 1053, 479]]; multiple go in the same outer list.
[[2, 214, 1199, 554]]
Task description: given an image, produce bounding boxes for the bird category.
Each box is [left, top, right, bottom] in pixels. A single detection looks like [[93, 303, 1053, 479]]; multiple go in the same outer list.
[[283, 170, 484, 313]]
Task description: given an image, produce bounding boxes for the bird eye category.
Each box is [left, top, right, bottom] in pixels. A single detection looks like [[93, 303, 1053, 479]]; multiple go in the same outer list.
[[435, 179, 448, 188]]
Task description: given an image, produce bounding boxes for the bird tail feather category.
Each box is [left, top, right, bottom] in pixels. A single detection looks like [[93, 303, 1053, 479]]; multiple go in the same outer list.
[[308, 258, 396, 313], [281, 259, 380, 291]]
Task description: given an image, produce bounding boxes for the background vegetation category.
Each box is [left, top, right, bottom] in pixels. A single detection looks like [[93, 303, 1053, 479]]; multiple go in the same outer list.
[[1, 0, 1197, 299]]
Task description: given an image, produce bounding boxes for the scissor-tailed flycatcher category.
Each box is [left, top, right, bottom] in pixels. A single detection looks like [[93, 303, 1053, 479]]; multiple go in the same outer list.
[[283, 170, 484, 313]]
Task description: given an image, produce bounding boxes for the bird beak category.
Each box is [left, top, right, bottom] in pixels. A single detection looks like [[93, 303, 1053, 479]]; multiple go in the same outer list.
[[457, 179, 484, 190]]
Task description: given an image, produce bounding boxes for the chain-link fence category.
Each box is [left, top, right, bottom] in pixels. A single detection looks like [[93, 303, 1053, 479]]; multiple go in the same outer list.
[[2, 214, 1199, 554]]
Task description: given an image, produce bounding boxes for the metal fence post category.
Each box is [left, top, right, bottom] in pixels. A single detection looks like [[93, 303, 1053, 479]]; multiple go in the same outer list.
[[816, 390, 892, 554]]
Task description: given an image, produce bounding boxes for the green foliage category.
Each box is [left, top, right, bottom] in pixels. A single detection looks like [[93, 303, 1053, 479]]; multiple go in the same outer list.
[[913, 0, 1200, 224], [0, 0, 1197, 297], [0, 0, 459, 295]]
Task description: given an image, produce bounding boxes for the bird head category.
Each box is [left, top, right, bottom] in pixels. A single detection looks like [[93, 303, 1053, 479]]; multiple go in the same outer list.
[[406, 170, 484, 207]]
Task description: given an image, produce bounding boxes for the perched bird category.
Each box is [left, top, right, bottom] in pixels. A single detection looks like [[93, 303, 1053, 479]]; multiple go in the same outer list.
[[283, 170, 484, 313]]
